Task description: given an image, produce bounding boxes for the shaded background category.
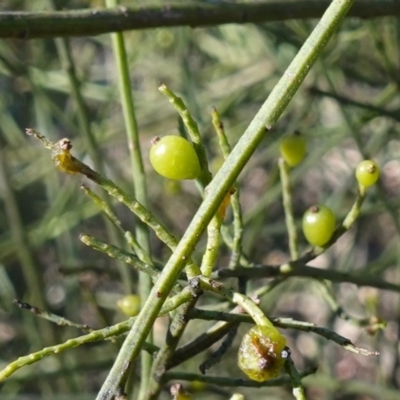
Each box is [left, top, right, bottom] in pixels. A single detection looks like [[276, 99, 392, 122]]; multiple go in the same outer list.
[[0, 1, 400, 399]]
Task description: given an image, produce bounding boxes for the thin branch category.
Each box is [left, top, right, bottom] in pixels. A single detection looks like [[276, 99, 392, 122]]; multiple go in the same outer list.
[[211, 106, 243, 270], [162, 368, 318, 388], [0, 1, 398, 40], [278, 157, 299, 260], [284, 356, 307, 400], [308, 87, 400, 123], [189, 310, 378, 356], [212, 263, 400, 294], [0, 286, 196, 382], [147, 297, 199, 400], [14, 299, 92, 332]]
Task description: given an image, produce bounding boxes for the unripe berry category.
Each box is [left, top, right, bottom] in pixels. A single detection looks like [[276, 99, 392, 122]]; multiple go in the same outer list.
[[302, 205, 336, 247], [149, 135, 201, 180], [355, 160, 380, 187], [279, 132, 306, 167], [117, 294, 141, 317]]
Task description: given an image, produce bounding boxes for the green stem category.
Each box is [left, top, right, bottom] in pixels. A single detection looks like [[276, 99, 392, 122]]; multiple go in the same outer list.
[[199, 324, 239, 374], [307, 87, 400, 122], [162, 368, 317, 388], [80, 184, 125, 233], [105, 0, 154, 392], [198, 276, 274, 328], [168, 319, 237, 369], [284, 356, 307, 400], [0, 1, 394, 40], [79, 234, 162, 282], [147, 297, 199, 400], [213, 263, 400, 294], [200, 215, 222, 276], [14, 299, 92, 332], [0, 285, 195, 382], [313, 280, 372, 327], [188, 309, 378, 356], [94, 1, 355, 397], [211, 107, 243, 269], [80, 186, 153, 263], [279, 158, 299, 259]]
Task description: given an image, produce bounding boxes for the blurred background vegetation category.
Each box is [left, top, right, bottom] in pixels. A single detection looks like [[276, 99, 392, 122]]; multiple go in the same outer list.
[[1, 1, 400, 399]]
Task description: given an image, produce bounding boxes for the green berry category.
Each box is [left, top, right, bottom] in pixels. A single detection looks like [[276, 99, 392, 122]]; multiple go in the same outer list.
[[279, 132, 306, 167], [355, 160, 380, 187], [302, 205, 336, 247], [149, 135, 201, 180], [117, 294, 140, 317], [238, 325, 287, 382]]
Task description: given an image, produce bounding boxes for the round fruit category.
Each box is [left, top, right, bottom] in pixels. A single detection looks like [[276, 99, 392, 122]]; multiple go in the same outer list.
[[117, 294, 141, 317], [238, 325, 287, 382], [279, 132, 306, 167], [302, 205, 336, 247], [149, 135, 201, 180], [355, 160, 380, 187]]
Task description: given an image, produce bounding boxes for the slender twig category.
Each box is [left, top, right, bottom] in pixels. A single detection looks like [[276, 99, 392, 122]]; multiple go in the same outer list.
[[198, 276, 275, 328], [313, 280, 373, 327], [168, 319, 237, 369], [104, 0, 154, 392], [211, 106, 243, 270], [279, 157, 299, 259], [79, 234, 161, 281], [0, 1, 397, 39], [199, 324, 238, 374], [189, 309, 378, 356], [0, 286, 195, 382], [81, 185, 153, 261], [212, 263, 400, 293], [162, 368, 318, 387], [80, 233, 186, 294], [200, 213, 223, 277], [14, 299, 91, 332], [80, 184, 124, 232], [147, 297, 200, 400], [284, 356, 307, 400], [308, 87, 400, 123], [0, 319, 155, 383], [124, 231, 152, 265]]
